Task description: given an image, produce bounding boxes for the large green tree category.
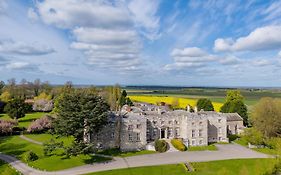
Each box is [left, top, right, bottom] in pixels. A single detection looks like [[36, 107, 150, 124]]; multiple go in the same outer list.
[[53, 90, 109, 143], [251, 97, 281, 138], [196, 98, 214, 111], [220, 90, 248, 125], [4, 98, 27, 120]]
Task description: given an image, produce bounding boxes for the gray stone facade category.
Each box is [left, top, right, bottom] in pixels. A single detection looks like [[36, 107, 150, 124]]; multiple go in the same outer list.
[[91, 103, 244, 151]]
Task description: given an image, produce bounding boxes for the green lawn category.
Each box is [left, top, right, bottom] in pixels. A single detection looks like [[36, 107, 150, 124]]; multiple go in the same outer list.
[[85, 158, 276, 175], [190, 158, 276, 175], [0, 136, 111, 171], [24, 133, 74, 146], [85, 164, 187, 175], [187, 144, 217, 151], [0, 160, 20, 175], [0, 112, 48, 128], [234, 139, 278, 155], [98, 148, 157, 157]]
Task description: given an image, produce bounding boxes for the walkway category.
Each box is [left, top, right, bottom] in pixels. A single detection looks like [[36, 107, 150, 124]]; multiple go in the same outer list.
[[0, 143, 272, 175], [19, 135, 43, 145]]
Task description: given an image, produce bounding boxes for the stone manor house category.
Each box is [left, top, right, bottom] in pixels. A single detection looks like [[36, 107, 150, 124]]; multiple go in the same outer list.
[[91, 103, 244, 151]]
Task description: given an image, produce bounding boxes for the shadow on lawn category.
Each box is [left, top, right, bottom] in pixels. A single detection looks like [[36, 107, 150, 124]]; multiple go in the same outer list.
[[83, 155, 112, 164], [0, 142, 28, 156]]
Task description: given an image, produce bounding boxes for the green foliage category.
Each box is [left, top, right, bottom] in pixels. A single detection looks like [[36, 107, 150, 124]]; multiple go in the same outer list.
[[64, 142, 95, 157], [228, 134, 239, 142], [4, 98, 27, 119], [53, 89, 109, 143], [43, 139, 64, 156], [171, 139, 187, 151], [243, 128, 264, 145], [0, 91, 11, 102], [196, 98, 214, 111], [251, 97, 281, 138], [34, 92, 52, 100], [220, 90, 248, 125], [119, 90, 133, 107], [154, 140, 168, 153], [24, 151, 38, 162]]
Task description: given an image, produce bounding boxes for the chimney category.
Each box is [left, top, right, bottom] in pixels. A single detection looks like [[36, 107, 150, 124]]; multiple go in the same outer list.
[[194, 106, 198, 113], [186, 105, 191, 112]]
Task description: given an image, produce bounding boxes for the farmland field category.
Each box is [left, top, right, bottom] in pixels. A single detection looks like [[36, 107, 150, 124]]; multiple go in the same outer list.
[[129, 95, 223, 111], [126, 86, 281, 109]]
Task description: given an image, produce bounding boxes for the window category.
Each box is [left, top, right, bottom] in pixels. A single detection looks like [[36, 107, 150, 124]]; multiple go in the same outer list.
[[218, 127, 222, 134], [175, 120, 179, 125], [192, 130, 195, 138], [128, 125, 133, 131], [168, 121, 172, 124], [136, 133, 140, 141], [219, 137, 222, 141], [199, 121, 202, 125], [175, 128, 180, 136], [153, 128, 158, 136], [192, 122, 195, 126], [110, 132, 115, 139], [199, 140, 203, 145], [128, 133, 133, 141], [199, 129, 202, 137], [168, 128, 173, 137], [153, 121, 157, 125], [136, 124, 141, 129], [192, 140, 195, 145]]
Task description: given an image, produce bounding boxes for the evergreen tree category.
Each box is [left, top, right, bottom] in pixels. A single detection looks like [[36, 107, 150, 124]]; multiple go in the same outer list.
[[196, 98, 214, 111], [4, 98, 27, 120]]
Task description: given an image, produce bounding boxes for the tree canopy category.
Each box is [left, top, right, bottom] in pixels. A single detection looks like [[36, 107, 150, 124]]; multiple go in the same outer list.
[[220, 90, 248, 125], [196, 98, 214, 111], [251, 97, 281, 138], [53, 90, 109, 143], [4, 98, 27, 119]]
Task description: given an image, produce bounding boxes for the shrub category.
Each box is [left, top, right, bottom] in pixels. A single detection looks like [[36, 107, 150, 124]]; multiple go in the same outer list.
[[43, 139, 64, 156], [0, 119, 17, 135], [243, 128, 264, 145], [27, 115, 53, 133], [155, 140, 168, 153], [32, 99, 54, 112], [24, 151, 38, 162], [4, 98, 27, 119], [264, 137, 281, 150], [228, 134, 239, 142], [0, 101, 6, 113], [171, 138, 187, 151]]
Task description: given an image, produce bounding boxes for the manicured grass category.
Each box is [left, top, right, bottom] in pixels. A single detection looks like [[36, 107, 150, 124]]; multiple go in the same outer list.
[[0, 160, 20, 175], [0, 136, 111, 171], [99, 148, 157, 157], [234, 139, 277, 155], [85, 164, 187, 175], [187, 144, 217, 151], [24, 133, 74, 146], [190, 158, 276, 175], [129, 95, 223, 111], [0, 112, 48, 128]]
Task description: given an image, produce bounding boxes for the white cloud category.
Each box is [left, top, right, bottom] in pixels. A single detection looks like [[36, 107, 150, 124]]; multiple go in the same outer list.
[[36, 0, 132, 29], [278, 51, 281, 58], [214, 26, 281, 52], [27, 8, 39, 21], [252, 59, 272, 66], [0, 40, 55, 55], [128, 0, 160, 40], [219, 55, 241, 65], [171, 47, 207, 57], [5, 62, 38, 71]]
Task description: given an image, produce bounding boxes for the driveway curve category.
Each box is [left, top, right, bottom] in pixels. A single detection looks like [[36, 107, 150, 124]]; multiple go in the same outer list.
[[0, 143, 272, 175]]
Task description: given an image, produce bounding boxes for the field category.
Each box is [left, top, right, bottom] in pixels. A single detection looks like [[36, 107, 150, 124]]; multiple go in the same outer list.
[[86, 159, 276, 175], [0, 112, 48, 128], [126, 87, 281, 110], [129, 95, 223, 111]]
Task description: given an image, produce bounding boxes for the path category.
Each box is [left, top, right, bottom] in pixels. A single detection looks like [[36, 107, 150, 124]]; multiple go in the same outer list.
[[19, 135, 43, 145], [0, 143, 272, 175]]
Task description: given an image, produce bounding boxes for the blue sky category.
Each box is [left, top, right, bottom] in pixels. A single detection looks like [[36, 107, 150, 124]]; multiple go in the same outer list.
[[1, 0, 281, 86]]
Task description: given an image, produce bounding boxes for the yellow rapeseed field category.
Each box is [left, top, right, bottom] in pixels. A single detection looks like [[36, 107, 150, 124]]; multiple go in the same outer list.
[[129, 95, 223, 111]]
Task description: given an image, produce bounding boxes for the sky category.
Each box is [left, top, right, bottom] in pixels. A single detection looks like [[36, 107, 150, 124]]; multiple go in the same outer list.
[[1, 0, 281, 87]]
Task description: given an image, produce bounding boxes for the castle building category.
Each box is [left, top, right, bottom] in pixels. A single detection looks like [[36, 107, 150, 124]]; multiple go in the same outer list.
[[91, 103, 244, 151]]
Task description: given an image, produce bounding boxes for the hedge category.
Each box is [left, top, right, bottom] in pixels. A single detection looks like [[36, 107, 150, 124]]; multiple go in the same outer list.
[[155, 140, 168, 152], [171, 138, 187, 151]]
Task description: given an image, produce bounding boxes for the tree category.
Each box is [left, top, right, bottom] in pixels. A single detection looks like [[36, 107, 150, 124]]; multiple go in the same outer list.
[[220, 90, 248, 125], [118, 90, 133, 107], [251, 97, 281, 138], [53, 90, 109, 143], [4, 98, 27, 120], [0, 91, 11, 102], [196, 98, 214, 111], [0, 80, 5, 93]]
